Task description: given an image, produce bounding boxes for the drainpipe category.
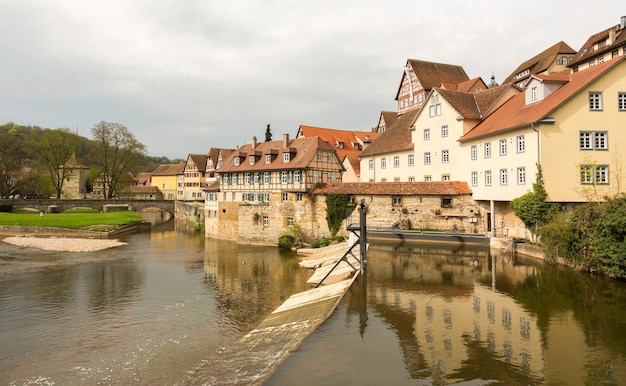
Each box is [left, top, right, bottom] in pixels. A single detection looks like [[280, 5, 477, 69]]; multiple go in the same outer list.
[[490, 200, 495, 237]]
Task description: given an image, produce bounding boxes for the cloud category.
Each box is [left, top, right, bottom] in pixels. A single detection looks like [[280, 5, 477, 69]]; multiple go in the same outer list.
[[0, 0, 623, 159]]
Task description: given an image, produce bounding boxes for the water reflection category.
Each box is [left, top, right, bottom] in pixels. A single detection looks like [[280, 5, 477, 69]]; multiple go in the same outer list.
[[268, 244, 626, 385], [0, 222, 311, 385]]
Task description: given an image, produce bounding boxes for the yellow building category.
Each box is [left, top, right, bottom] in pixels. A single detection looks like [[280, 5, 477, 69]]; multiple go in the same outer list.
[[151, 164, 185, 200]]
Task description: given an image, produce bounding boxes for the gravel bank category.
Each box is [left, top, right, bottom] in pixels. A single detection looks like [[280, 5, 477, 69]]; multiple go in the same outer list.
[[2, 236, 127, 252]]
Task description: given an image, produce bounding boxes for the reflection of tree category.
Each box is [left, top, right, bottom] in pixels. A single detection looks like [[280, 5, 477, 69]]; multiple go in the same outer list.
[[86, 263, 143, 311], [508, 263, 626, 362]]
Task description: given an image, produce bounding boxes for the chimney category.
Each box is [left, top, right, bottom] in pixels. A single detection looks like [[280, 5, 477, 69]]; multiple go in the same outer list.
[[621, 16, 626, 30], [283, 133, 289, 148], [251, 136, 257, 149]]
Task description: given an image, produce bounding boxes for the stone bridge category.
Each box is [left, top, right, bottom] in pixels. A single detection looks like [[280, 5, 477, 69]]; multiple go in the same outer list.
[[0, 199, 176, 215]]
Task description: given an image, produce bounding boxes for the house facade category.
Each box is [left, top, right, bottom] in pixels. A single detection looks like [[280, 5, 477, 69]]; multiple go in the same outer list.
[[182, 154, 208, 201], [151, 163, 185, 200], [205, 134, 345, 244], [460, 56, 626, 237], [503, 41, 577, 89]]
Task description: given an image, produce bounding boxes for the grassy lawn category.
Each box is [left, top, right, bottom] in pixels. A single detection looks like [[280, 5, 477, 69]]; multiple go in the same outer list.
[[0, 211, 144, 229]]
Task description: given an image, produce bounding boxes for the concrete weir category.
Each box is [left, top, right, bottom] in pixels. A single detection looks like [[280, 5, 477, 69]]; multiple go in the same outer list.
[[193, 242, 361, 386]]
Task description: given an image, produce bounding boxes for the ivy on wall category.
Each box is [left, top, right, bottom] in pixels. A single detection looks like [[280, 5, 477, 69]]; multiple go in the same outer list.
[[325, 194, 356, 236]]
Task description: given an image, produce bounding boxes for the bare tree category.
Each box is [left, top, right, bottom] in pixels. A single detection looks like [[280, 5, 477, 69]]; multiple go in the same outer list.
[[27, 128, 79, 198], [91, 121, 146, 198]]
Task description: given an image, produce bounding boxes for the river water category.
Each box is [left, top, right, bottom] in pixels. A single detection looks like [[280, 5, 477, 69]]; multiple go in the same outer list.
[[2, 222, 626, 385]]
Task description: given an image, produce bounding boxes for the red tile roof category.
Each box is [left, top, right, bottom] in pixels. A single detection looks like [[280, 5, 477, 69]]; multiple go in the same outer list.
[[570, 21, 626, 67], [296, 125, 381, 160], [312, 181, 472, 196], [152, 163, 185, 175], [359, 109, 419, 157], [503, 41, 576, 84], [396, 59, 469, 100], [460, 56, 626, 142], [218, 135, 341, 173]]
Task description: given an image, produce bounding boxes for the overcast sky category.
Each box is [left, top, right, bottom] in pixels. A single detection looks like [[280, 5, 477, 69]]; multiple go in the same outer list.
[[0, 1, 623, 160]]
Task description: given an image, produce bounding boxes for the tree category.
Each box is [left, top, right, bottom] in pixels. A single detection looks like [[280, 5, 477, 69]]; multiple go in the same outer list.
[[510, 164, 561, 240], [0, 123, 31, 198], [264, 124, 272, 142], [27, 128, 79, 198], [91, 121, 146, 198]]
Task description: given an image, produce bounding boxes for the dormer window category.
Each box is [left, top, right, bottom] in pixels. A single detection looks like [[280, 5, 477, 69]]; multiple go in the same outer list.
[[265, 154, 271, 164], [234, 157, 240, 166], [283, 153, 290, 162], [337, 142, 344, 149], [249, 156, 255, 165]]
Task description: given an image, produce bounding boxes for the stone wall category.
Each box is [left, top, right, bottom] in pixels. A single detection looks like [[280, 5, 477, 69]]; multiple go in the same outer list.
[[206, 191, 485, 245], [175, 201, 204, 224]]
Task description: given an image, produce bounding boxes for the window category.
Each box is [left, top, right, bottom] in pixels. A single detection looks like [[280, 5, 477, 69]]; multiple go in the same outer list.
[[484, 142, 491, 158], [283, 153, 290, 162], [393, 177, 400, 182], [441, 197, 452, 208], [485, 170, 492, 186], [282, 192, 289, 201], [249, 156, 255, 165], [516, 135, 525, 153], [392, 196, 402, 206], [424, 175, 432, 182], [595, 165, 609, 184], [580, 131, 609, 150], [408, 176, 415, 182], [531, 87, 537, 101], [244, 173, 251, 185], [429, 94, 441, 117], [471, 145, 477, 160], [393, 156, 400, 168], [619, 92, 626, 111], [589, 92, 603, 111], [263, 172, 271, 184], [296, 193, 303, 202], [442, 150, 449, 163], [294, 170, 301, 184], [254, 172, 260, 184], [517, 167, 526, 184], [281, 171, 288, 184], [500, 169, 508, 185], [424, 152, 431, 165], [580, 164, 609, 184], [317, 152, 322, 161], [232, 174, 238, 185], [263, 216, 269, 226], [368, 159, 374, 170], [381, 158, 386, 169], [265, 154, 271, 164], [441, 125, 448, 137], [286, 217, 294, 226], [471, 171, 478, 186], [442, 174, 450, 181], [499, 139, 507, 156], [234, 157, 240, 166], [408, 154, 414, 167], [327, 154, 332, 162], [424, 128, 430, 140]]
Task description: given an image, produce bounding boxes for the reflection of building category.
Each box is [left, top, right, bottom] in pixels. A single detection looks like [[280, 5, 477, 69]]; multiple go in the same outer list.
[[368, 248, 545, 382]]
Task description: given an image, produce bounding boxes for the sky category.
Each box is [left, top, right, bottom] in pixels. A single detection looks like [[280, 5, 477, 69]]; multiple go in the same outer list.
[[0, 1, 623, 160]]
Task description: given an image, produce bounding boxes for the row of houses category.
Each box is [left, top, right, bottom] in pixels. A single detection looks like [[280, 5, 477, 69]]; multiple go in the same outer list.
[[61, 16, 625, 245]]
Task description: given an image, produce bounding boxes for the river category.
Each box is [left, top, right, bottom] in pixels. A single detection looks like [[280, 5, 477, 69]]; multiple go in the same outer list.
[[2, 222, 626, 385]]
